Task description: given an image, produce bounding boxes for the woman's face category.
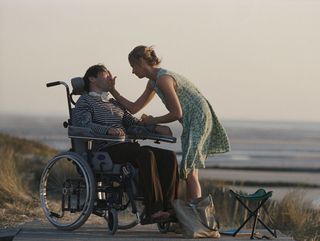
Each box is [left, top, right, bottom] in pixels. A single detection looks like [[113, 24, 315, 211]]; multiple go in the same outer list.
[[130, 60, 146, 79]]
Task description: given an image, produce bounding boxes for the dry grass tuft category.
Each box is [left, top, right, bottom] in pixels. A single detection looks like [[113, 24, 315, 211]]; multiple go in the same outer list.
[[273, 191, 320, 241], [0, 199, 43, 228], [0, 147, 31, 205], [0, 133, 56, 228], [0, 133, 57, 157], [0, 145, 45, 228]]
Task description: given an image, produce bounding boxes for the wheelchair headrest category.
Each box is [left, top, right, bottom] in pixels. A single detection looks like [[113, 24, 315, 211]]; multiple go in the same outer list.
[[71, 77, 86, 95]]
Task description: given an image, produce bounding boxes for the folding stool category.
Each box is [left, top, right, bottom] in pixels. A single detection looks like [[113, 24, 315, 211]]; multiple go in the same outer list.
[[229, 188, 277, 239]]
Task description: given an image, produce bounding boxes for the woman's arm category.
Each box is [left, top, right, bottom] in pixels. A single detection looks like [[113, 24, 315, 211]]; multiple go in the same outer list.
[[142, 75, 183, 124], [110, 80, 156, 114]]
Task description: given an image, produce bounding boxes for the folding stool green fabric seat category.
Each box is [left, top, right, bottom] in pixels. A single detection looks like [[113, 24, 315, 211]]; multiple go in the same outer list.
[[229, 188, 277, 239]]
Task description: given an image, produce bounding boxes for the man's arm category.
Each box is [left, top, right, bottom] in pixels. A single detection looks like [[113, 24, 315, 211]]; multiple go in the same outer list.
[[110, 99, 140, 128], [73, 97, 112, 135], [122, 108, 140, 127]]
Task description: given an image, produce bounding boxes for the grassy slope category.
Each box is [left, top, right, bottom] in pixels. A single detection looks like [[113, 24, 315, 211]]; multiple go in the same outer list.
[[0, 133, 57, 228]]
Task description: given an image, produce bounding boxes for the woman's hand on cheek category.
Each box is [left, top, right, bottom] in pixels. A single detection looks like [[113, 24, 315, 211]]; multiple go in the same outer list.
[[110, 76, 117, 90], [109, 76, 118, 94]]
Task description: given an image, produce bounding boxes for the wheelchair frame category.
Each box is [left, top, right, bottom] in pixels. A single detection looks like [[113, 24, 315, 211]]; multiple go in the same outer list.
[[39, 79, 176, 234]]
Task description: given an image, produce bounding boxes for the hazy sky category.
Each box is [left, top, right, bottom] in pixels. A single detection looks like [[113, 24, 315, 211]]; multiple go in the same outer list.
[[1, 0, 319, 122]]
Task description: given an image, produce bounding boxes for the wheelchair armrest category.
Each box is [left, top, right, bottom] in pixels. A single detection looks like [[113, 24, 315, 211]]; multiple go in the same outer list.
[[68, 126, 176, 143], [68, 126, 128, 142], [127, 134, 177, 143], [126, 125, 177, 143]]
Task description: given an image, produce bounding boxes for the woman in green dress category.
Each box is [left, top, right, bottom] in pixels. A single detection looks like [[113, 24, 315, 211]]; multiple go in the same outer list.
[[110, 45, 230, 203]]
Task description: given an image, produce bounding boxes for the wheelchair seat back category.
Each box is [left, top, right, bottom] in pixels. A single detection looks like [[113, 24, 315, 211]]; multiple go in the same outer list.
[[71, 77, 86, 95]]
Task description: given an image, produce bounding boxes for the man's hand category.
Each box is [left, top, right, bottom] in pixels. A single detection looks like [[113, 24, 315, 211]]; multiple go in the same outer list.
[[108, 128, 125, 136]]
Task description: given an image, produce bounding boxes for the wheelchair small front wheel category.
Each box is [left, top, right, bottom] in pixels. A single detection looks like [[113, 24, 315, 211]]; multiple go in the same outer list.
[[106, 208, 118, 235], [117, 192, 142, 230], [157, 222, 171, 233]]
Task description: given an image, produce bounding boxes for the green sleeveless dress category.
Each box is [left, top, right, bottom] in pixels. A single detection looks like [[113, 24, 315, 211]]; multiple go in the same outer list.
[[150, 68, 230, 179]]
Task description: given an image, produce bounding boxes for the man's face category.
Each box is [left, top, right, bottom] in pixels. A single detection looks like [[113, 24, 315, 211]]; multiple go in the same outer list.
[[94, 70, 113, 91]]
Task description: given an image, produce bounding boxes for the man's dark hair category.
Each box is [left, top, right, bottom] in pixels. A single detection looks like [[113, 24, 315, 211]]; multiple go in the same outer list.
[[83, 64, 108, 92]]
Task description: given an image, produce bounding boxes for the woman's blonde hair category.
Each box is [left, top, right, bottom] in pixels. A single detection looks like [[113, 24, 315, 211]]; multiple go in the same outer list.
[[128, 45, 161, 66]]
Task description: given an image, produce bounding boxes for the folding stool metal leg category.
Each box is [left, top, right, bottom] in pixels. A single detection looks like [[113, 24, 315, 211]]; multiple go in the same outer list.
[[250, 201, 260, 239], [232, 196, 270, 238], [230, 189, 277, 239]]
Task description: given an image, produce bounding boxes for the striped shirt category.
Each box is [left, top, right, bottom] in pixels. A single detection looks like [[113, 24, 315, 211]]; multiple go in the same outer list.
[[73, 94, 139, 150]]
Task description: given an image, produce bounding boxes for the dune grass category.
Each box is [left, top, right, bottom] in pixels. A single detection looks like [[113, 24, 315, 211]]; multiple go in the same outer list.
[[0, 133, 57, 228], [0, 147, 31, 204], [274, 192, 320, 241], [0, 133, 57, 157]]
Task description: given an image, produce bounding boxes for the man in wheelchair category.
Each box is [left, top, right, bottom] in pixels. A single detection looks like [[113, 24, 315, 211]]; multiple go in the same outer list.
[[72, 64, 179, 224]]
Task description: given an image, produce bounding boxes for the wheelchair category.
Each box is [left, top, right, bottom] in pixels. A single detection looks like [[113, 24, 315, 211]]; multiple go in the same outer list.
[[39, 78, 177, 235]]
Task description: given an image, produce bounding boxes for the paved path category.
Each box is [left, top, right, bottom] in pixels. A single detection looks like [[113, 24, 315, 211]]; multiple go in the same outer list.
[[11, 220, 294, 241]]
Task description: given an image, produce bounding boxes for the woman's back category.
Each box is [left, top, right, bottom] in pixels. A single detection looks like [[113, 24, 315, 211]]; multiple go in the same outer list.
[[151, 68, 209, 120]]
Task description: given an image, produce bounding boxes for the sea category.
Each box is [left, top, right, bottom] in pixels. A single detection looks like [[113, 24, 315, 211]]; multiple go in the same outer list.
[[1, 114, 320, 205], [1, 114, 320, 170]]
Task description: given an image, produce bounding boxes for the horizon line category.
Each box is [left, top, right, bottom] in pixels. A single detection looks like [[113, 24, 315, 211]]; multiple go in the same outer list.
[[1, 111, 320, 125]]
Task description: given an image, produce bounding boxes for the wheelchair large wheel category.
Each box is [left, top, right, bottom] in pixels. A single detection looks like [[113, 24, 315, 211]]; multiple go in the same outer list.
[[39, 151, 96, 230]]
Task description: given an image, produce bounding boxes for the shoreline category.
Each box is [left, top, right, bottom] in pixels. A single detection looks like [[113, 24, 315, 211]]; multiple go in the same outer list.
[[199, 168, 320, 186], [205, 165, 320, 173]]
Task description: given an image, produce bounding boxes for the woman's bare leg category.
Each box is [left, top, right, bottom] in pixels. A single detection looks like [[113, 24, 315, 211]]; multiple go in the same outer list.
[[186, 169, 202, 201]]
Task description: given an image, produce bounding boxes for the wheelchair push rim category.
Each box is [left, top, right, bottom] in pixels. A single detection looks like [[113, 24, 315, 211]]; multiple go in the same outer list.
[[39, 152, 96, 230]]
